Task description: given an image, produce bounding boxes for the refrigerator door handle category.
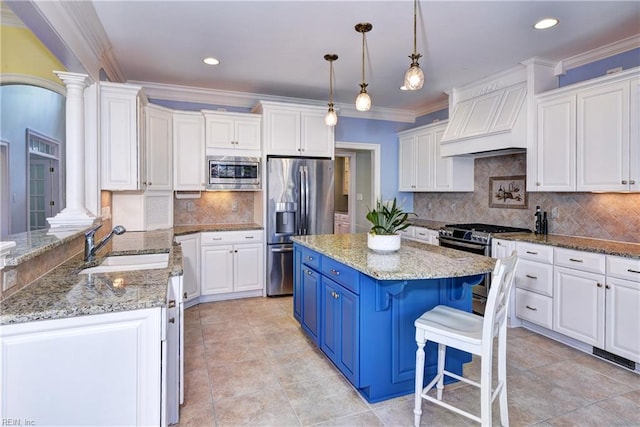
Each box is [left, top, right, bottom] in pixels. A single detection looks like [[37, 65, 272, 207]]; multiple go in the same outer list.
[[298, 167, 304, 235], [300, 166, 309, 235], [271, 247, 294, 253]]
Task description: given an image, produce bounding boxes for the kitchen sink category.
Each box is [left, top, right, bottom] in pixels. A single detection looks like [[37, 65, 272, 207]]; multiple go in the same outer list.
[[79, 253, 169, 274]]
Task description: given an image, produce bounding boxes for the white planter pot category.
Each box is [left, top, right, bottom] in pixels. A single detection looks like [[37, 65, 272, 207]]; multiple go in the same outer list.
[[367, 232, 401, 253]]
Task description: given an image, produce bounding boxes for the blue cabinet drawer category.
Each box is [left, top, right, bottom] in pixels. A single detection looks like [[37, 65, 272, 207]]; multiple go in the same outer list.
[[300, 247, 321, 271], [322, 257, 359, 294]]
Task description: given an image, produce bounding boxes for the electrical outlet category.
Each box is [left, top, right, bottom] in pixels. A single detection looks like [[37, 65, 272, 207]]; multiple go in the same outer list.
[[231, 201, 238, 212], [186, 201, 195, 213], [551, 206, 559, 219], [356, 193, 363, 201]]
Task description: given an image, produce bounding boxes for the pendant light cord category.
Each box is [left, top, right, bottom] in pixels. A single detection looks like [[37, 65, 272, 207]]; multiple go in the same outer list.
[[361, 30, 366, 84], [412, 0, 417, 56]]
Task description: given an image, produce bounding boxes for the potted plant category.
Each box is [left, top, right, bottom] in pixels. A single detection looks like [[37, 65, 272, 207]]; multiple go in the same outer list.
[[365, 198, 414, 253]]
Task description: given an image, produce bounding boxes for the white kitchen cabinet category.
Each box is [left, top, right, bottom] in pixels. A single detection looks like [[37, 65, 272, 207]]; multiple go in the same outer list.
[[514, 242, 554, 329], [412, 226, 439, 245], [577, 80, 631, 191], [203, 111, 261, 156], [173, 111, 205, 191], [256, 101, 334, 157], [100, 82, 147, 190], [166, 275, 184, 425], [532, 94, 576, 191], [553, 248, 606, 347], [0, 308, 163, 426], [175, 233, 201, 306], [200, 230, 264, 299], [605, 256, 640, 363], [398, 121, 473, 192], [530, 69, 640, 192], [145, 104, 174, 191]]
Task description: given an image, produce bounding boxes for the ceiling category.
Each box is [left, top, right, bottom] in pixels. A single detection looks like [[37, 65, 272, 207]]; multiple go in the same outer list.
[[17, 1, 640, 115]]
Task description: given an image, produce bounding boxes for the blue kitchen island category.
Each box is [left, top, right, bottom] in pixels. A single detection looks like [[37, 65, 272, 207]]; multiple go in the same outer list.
[[291, 233, 496, 403]]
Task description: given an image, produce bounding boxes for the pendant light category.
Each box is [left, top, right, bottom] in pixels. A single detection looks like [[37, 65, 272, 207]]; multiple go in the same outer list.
[[355, 22, 372, 112], [403, 0, 424, 90], [324, 54, 338, 127]]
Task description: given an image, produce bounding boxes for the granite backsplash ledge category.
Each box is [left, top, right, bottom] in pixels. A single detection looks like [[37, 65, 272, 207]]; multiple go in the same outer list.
[[413, 154, 640, 244]]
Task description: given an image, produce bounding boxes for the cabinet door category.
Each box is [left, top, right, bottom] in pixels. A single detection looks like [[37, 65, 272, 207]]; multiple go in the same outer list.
[[553, 266, 605, 347], [534, 95, 576, 191], [433, 126, 453, 191], [146, 105, 173, 190], [200, 245, 234, 295], [398, 136, 415, 191], [0, 308, 162, 426], [414, 132, 434, 191], [173, 112, 205, 191], [234, 243, 264, 292], [293, 246, 303, 322], [206, 115, 234, 149], [301, 111, 333, 157], [101, 85, 142, 190], [577, 81, 629, 191], [321, 278, 339, 360], [301, 266, 321, 344], [605, 277, 640, 363], [234, 118, 261, 152], [265, 109, 300, 156], [175, 234, 200, 303], [630, 77, 640, 192]]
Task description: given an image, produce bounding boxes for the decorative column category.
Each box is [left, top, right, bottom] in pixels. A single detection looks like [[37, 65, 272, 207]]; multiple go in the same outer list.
[[47, 71, 96, 228]]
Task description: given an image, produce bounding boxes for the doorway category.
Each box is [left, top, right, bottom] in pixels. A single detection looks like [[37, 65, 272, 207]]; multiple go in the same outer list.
[[0, 141, 9, 237], [26, 129, 61, 231], [335, 142, 380, 233]]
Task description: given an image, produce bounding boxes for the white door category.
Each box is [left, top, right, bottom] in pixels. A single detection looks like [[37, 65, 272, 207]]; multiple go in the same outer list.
[[234, 243, 263, 292], [28, 155, 60, 230], [577, 81, 629, 191], [201, 245, 234, 295], [535, 95, 576, 191], [605, 277, 640, 363], [146, 105, 173, 190], [0, 142, 8, 237], [553, 266, 605, 347]]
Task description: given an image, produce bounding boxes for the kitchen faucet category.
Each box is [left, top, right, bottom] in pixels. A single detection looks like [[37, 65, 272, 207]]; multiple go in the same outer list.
[[84, 224, 127, 262]]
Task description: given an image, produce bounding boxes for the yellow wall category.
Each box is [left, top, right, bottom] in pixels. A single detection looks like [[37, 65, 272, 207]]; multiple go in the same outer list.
[[0, 25, 66, 83]]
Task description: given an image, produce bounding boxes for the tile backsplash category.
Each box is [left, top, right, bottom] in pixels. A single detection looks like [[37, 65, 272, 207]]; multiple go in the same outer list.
[[174, 192, 256, 225], [414, 154, 640, 244]]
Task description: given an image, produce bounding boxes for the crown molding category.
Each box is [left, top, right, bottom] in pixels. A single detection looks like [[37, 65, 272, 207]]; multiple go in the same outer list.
[[131, 80, 417, 123], [555, 34, 640, 75]]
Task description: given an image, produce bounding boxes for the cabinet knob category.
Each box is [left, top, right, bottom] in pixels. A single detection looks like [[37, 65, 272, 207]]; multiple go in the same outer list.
[[597, 283, 603, 288], [628, 268, 640, 274], [605, 284, 611, 289], [183, 292, 188, 299], [306, 256, 313, 261], [148, 182, 152, 185], [168, 317, 175, 324], [168, 300, 176, 308], [631, 180, 636, 185], [330, 269, 340, 276], [622, 180, 628, 185], [526, 251, 538, 255], [536, 182, 541, 186], [306, 270, 312, 275], [569, 258, 584, 263], [525, 274, 538, 280], [525, 305, 537, 311]]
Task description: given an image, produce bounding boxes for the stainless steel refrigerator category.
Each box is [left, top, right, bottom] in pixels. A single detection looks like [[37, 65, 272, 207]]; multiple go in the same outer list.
[[266, 156, 334, 296]]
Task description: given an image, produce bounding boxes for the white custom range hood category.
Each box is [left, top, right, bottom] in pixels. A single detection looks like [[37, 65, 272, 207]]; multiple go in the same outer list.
[[440, 82, 527, 157]]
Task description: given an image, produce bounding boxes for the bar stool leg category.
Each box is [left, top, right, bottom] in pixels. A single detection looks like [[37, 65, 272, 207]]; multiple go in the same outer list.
[[436, 343, 446, 400], [414, 339, 426, 427], [498, 328, 509, 426]]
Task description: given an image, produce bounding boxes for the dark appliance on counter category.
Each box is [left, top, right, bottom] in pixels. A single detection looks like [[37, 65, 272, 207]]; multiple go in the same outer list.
[[266, 156, 334, 296], [438, 223, 531, 316]]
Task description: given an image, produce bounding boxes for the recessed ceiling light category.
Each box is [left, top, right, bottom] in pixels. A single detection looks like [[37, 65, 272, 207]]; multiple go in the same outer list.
[[534, 18, 559, 30], [203, 57, 220, 65]]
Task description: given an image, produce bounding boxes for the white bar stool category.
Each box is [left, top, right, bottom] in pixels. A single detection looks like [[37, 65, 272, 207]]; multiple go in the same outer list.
[[413, 251, 518, 426]]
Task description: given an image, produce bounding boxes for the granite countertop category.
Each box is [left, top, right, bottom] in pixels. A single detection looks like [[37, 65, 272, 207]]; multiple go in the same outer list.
[[292, 233, 496, 281], [0, 230, 181, 326], [173, 223, 263, 236], [497, 233, 640, 259]]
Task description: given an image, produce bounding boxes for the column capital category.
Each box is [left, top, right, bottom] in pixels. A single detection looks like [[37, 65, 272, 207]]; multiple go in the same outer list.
[[53, 71, 89, 88]]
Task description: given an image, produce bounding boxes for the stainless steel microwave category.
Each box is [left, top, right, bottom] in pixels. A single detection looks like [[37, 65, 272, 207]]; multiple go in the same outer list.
[[206, 156, 261, 190]]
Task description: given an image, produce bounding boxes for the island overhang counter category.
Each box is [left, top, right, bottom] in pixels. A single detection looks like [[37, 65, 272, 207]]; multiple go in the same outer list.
[[291, 233, 496, 403]]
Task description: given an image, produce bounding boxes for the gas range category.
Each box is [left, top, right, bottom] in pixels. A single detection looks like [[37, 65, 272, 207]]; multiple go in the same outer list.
[[439, 223, 532, 247]]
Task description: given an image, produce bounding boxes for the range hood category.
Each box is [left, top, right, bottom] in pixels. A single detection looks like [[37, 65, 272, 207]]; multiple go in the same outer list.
[[440, 82, 527, 157]]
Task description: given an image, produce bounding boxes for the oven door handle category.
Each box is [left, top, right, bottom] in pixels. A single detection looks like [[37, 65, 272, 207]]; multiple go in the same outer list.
[[439, 237, 487, 251]]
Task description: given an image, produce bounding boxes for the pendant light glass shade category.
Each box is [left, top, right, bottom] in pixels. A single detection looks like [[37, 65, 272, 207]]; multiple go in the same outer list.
[[325, 104, 338, 126], [404, 0, 424, 91], [355, 87, 371, 112], [355, 23, 372, 112], [324, 54, 339, 126]]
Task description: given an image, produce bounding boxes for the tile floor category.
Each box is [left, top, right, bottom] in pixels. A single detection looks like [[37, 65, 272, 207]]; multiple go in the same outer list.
[[176, 296, 640, 426]]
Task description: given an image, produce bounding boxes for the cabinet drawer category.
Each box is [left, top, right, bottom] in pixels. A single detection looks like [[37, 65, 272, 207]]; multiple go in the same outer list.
[[300, 247, 321, 271], [515, 288, 553, 329], [398, 226, 415, 239], [515, 259, 554, 296], [413, 227, 435, 242], [322, 257, 359, 295], [516, 242, 553, 263], [607, 256, 640, 282], [555, 247, 605, 274], [200, 230, 263, 245]]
